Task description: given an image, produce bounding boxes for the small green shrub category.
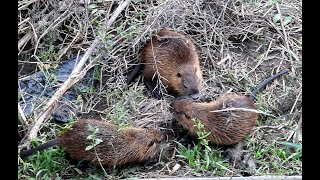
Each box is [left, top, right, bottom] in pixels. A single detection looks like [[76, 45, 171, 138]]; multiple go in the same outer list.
[[175, 118, 230, 174]]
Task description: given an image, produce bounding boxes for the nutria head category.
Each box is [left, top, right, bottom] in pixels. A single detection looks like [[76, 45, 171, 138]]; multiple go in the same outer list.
[[126, 128, 166, 162], [143, 128, 166, 154], [170, 98, 198, 130]]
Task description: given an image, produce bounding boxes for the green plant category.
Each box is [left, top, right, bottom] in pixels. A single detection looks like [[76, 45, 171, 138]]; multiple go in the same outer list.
[[85, 125, 103, 151], [108, 99, 130, 128], [85, 124, 109, 176], [276, 141, 302, 161], [18, 139, 70, 179], [17, 121, 77, 179], [93, 65, 101, 81], [40, 45, 56, 62], [273, 14, 292, 27], [254, 94, 267, 126], [88, 4, 97, 9], [175, 118, 230, 174], [276, 141, 302, 150], [250, 141, 302, 174]]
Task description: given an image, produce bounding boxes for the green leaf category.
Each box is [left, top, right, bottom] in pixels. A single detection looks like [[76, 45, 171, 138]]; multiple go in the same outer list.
[[205, 145, 212, 152], [88, 124, 93, 131], [273, 14, 281, 24], [87, 134, 93, 140], [199, 132, 211, 140], [94, 128, 99, 133], [88, 4, 97, 9], [283, 16, 292, 26], [85, 145, 94, 151], [73, 167, 83, 175], [94, 139, 103, 145], [176, 154, 188, 159], [276, 141, 302, 149], [205, 152, 210, 169], [255, 151, 261, 158]]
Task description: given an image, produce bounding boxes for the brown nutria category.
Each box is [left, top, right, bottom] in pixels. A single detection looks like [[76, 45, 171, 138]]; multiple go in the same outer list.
[[171, 70, 289, 145], [126, 28, 203, 99], [20, 119, 166, 167]]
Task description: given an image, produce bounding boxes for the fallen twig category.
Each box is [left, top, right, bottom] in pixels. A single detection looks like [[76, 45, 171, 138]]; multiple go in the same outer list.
[[210, 107, 276, 118], [18, 103, 28, 126], [106, 0, 132, 28], [275, 2, 294, 72], [18, 33, 31, 52], [290, 89, 301, 114], [217, 54, 231, 65]]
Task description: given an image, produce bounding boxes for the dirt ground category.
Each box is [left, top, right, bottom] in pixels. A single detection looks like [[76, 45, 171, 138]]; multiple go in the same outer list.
[[18, 0, 302, 179]]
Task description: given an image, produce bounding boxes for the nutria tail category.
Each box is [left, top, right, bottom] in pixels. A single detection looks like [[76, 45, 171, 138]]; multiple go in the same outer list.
[[126, 64, 144, 85], [20, 139, 59, 158], [251, 70, 289, 100]]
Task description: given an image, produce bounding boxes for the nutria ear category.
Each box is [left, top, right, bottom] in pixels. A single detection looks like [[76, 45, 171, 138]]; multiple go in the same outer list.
[[183, 112, 191, 119]]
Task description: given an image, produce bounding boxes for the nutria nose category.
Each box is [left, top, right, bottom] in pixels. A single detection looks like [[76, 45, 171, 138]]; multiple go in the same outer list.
[[188, 88, 200, 98], [190, 88, 199, 95]]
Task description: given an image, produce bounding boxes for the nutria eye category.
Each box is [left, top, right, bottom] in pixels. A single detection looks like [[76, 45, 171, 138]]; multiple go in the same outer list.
[[177, 73, 182, 77], [184, 113, 191, 119]]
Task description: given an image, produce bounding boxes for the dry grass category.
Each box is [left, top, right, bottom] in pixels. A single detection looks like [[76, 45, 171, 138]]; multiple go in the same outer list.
[[18, 0, 301, 179]]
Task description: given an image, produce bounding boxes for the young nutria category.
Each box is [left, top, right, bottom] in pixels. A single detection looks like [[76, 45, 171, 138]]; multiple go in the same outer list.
[[20, 119, 166, 167], [126, 28, 203, 99], [171, 70, 289, 145]]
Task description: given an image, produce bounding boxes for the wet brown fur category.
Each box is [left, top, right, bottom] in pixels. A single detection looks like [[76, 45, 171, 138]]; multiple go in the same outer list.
[[140, 28, 203, 96], [23, 119, 165, 167], [171, 93, 258, 145]]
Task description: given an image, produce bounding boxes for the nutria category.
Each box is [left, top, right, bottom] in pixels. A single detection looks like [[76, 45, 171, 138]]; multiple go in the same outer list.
[[20, 119, 166, 167], [171, 70, 288, 145], [126, 28, 203, 99]]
